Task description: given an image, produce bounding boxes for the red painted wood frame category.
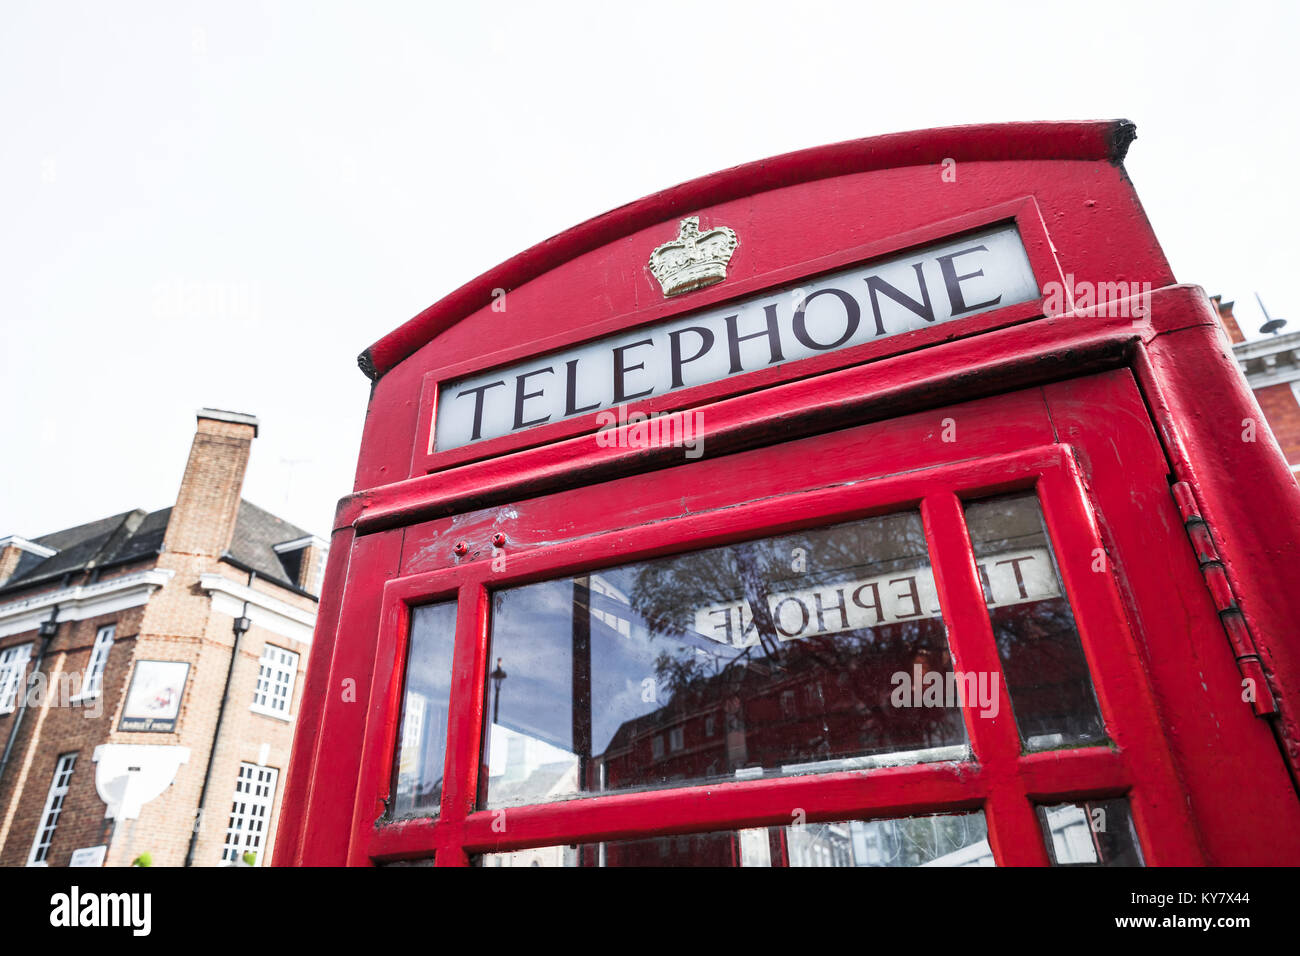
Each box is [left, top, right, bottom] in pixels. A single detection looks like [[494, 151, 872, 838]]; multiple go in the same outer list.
[[412, 196, 1063, 474], [340, 371, 1272, 867]]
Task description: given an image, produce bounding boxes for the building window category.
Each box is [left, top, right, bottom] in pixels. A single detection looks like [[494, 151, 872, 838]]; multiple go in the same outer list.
[[251, 644, 299, 719], [221, 762, 279, 865], [669, 726, 685, 752], [29, 753, 77, 865], [0, 643, 33, 713], [80, 625, 115, 699], [651, 735, 664, 759]]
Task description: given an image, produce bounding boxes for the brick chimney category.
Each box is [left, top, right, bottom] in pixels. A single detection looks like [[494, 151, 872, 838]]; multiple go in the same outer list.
[[0, 542, 23, 586], [0, 546, 17, 582], [162, 409, 259, 559], [1211, 295, 1246, 345], [296, 539, 327, 594], [0, 536, 57, 587]]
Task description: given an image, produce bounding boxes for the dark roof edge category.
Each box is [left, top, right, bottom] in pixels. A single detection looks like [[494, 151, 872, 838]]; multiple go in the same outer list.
[[1108, 119, 1137, 165], [0, 548, 163, 600], [360, 120, 1138, 381], [219, 552, 320, 602]]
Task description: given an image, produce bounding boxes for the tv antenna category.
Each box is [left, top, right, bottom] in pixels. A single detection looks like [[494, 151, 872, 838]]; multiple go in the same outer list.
[[1256, 292, 1288, 335]]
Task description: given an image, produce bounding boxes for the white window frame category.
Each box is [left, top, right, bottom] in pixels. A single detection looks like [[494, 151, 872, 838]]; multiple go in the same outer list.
[[71, 624, 115, 702], [0, 642, 33, 714], [221, 762, 279, 866], [28, 752, 77, 866], [250, 643, 299, 720]]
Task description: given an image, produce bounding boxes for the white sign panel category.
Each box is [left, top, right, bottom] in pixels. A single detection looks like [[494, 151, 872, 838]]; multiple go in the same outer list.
[[435, 223, 1038, 451], [68, 845, 108, 867], [693, 548, 1058, 646]]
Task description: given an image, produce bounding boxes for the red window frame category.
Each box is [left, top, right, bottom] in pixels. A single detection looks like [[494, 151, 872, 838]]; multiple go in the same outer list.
[[350, 394, 1203, 867]]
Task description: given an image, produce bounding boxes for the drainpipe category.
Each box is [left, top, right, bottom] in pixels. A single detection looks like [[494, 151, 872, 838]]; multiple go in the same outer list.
[[0, 608, 59, 792], [185, 588, 253, 867]]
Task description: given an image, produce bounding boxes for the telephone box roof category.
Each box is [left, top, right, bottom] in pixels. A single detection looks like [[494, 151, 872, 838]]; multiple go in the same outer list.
[[360, 120, 1138, 381]]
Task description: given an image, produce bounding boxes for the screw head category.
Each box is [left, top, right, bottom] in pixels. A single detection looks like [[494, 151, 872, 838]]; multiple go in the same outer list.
[[492, 533, 507, 547], [453, 541, 468, 556]]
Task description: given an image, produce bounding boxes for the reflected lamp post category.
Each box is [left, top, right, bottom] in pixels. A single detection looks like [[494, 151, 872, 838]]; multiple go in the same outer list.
[[489, 657, 507, 725]]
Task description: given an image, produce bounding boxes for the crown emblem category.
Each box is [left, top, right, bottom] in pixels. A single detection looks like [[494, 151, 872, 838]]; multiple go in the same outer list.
[[648, 217, 739, 297]]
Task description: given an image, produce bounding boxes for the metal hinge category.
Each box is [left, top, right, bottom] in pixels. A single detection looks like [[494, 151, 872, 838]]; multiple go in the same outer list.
[[1171, 481, 1277, 717]]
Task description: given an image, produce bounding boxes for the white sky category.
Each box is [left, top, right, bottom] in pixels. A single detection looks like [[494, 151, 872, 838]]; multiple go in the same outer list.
[[2, 0, 1296, 541]]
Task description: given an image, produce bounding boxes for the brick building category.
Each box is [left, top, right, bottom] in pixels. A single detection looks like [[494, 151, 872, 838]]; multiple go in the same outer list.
[[0, 409, 324, 867], [1214, 296, 1300, 474]]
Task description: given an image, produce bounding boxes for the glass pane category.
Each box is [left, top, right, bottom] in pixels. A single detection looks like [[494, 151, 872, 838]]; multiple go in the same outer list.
[[481, 512, 969, 810], [476, 811, 992, 867], [1036, 798, 1143, 866], [805, 813, 993, 867], [964, 493, 1106, 751], [392, 601, 458, 818]]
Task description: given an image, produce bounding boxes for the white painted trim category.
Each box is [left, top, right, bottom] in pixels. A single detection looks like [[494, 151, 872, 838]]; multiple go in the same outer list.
[[1232, 330, 1300, 361], [197, 407, 259, 433], [272, 535, 328, 553], [1232, 332, 1300, 389], [1243, 365, 1300, 390], [0, 536, 57, 559], [0, 570, 174, 639], [199, 573, 315, 644], [249, 702, 294, 722]]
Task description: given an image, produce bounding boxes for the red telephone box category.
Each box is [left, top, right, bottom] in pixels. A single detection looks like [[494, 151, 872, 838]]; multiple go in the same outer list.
[[276, 121, 1300, 867]]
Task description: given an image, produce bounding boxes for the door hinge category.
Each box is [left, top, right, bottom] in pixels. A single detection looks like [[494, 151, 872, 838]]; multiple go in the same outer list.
[[1171, 481, 1278, 717]]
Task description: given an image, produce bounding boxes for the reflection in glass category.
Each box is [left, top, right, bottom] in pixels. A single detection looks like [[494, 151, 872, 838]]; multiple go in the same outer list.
[[392, 601, 458, 818], [480, 512, 970, 809], [477, 811, 992, 867], [1036, 798, 1143, 866], [964, 493, 1106, 751], [380, 856, 437, 867]]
